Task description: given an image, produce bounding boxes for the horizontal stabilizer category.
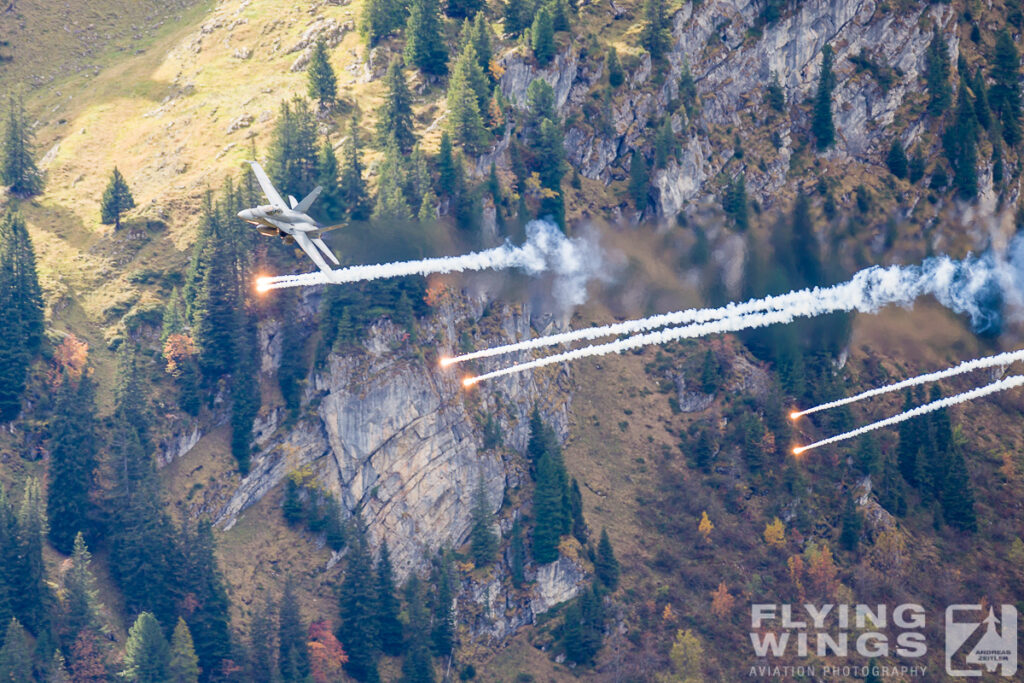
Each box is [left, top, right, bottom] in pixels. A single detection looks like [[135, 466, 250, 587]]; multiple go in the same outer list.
[[289, 195, 298, 209], [312, 236, 340, 265]]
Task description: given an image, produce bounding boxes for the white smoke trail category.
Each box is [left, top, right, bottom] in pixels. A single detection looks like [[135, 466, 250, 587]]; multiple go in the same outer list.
[[790, 349, 1024, 419], [792, 375, 1024, 454], [441, 284, 828, 367], [461, 244, 1023, 385], [256, 220, 602, 294]]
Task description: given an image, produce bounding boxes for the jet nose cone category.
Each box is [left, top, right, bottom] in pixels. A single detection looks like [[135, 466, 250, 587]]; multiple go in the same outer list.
[[238, 208, 254, 221]]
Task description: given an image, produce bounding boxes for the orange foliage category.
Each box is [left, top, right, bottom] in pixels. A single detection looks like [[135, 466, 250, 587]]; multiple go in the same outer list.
[[710, 582, 735, 618], [70, 631, 106, 683], [163, 333, 197, 377], [308, 620, 348, 683], [49, 334, 89, 387], [424, 280, 453, 308], [806, 543, 838, 597], [787, 554, 805, 600], [698, 511, 714, 543]]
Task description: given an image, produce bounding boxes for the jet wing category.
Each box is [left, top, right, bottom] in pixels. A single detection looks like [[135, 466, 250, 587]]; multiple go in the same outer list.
[[246, 161, 288, 210], [292, 229, 335, 276]]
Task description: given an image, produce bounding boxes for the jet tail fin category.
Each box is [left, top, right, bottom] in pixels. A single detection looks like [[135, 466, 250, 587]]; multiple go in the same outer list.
[[288, 195, 298, 209], [295, 186, 322, 214]]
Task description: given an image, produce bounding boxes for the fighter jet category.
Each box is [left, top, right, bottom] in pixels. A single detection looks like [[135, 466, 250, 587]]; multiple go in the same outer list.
[[238, 161, 341, 275]]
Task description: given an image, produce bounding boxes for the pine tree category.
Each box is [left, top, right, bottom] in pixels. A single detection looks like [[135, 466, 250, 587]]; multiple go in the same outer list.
[[249, 599, 277, 683], [550, 0, 571, 32], [278, 579, 309, 682], [405, 0, 448, 76], [0, 94, 43, 197], [338, 516, 379, 683], [945, 81, 978, 200], [0, 210, 44, 421], [926, 32, 952, 117], [373, 137, 412, 222], [469, 472, 497, 566], [267, 98, 319, 198], [307, 38, 337, 105], [104, 408, 177, 629], [168, 618, 200, 683], [100, 167, 135, 228], [509, 517, 526, 587], [316, 140, 344, 224], [178, 521, 232, 678], [437, 132, 457, 197], [628, 150, 649, 210], [0, 618, 31, 683], [765, 72, 785, 112], [908, 148, 925, 183], [447, 44, 491, 153], [401, 576, 434, 683], [654, 118, 676, 169], [532, 448, 564, 564], [595, 528, 620, 590], [722, 173, 748, 230], [48, 649, 71, 683], [563, 585, 603, 665], [942, 448, 977, 531], [531, 6, 555, 65], [569, 478, 587, 544], [63, 533, 102, 640], [896, 389, 919, 486], [640, 0, 670, 61], [812, 44, 835, 149], [374, 541, 403, 657], [360, 0, 406, 45], [122, 613, 170, 683], [376, 61, 416, 153], [446, 0, 483, 20], [456, 36, 490, 110], [839, 496, 861, 552], [192, 199, 240, 383], [47, 372, 100, 554], [470, 14, 493, 79], [607, 47, 624, 88], [693, 428, 714, 471], [12, 478, 48, 634], [990, 29, 1022, 147], [503, 0, 531, 35], [0, 488, 15, 630], [971, 68, 991, 131], [886, 140, 908, 179], [429, 552, 454, 656], [340, 118, 371, 221]]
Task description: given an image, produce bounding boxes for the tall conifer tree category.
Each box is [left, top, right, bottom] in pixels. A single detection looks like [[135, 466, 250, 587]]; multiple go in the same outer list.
[[0, 94, 43, 197], [47, 373, 100, 554]]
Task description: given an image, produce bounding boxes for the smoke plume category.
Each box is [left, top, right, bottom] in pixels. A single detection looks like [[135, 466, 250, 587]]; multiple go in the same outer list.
[[792, 375, 1024, 453], [791, 349, 1024, 419], [461, 241, 1024, 384], [256, 220, 604, 301]]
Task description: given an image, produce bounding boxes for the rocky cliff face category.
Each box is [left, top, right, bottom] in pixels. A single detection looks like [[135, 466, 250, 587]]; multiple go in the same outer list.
[[498, 0, 960, 218], [212, 289, 572, 584]]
